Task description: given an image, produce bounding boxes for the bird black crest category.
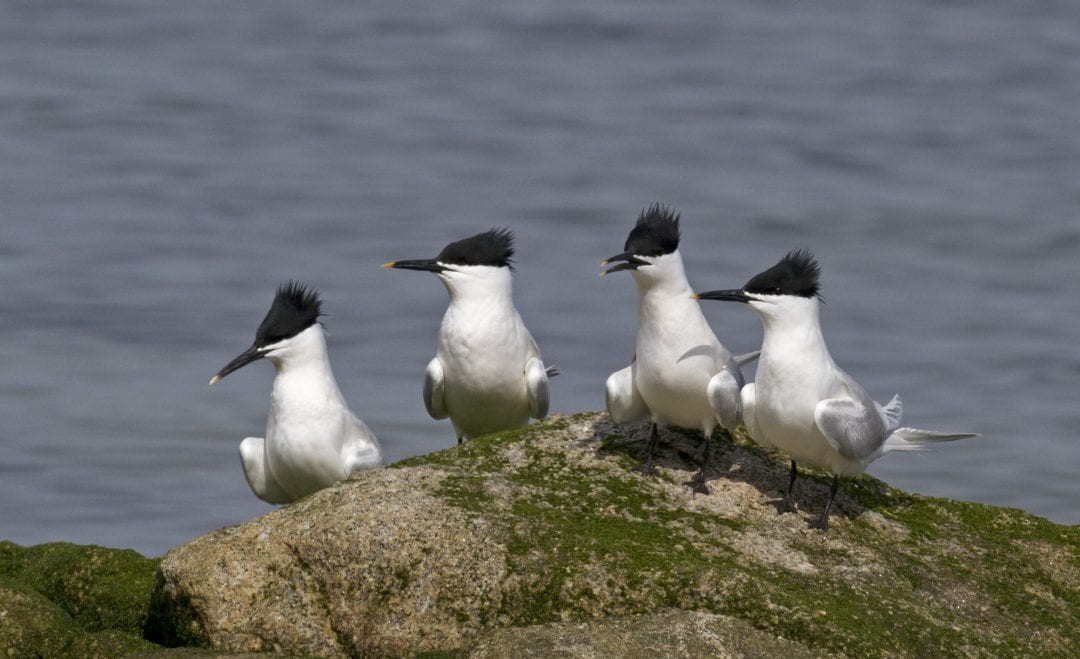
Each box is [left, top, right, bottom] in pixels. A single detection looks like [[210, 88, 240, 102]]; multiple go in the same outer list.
[[255, 281, 324, 346], [437, 228, 516, 269], [624, 204, 681, 257], [744, 249, 822, 299]]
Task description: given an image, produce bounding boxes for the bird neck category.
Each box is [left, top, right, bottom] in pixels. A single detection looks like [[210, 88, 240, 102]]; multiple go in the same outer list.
[[633, 251, 700, 320], [757, 298, 831, 363], [267, 325, 342, 397], [441, 266, 516, 311]]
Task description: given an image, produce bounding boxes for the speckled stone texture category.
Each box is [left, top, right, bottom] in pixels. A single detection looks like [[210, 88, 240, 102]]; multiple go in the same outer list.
[[469, 609, 817, 658], [146, 412, 1079, 657], [148, 466, 507, 656]]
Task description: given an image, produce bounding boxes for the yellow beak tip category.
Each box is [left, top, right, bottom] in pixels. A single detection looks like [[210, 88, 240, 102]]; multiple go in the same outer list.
[[209, 375, 221, 386], [381, 262, 396, 269]]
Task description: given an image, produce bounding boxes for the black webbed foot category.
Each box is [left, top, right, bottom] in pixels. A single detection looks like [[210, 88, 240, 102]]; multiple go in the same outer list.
[[809, 474, 840, 532], [687, 471, 710, 495], [777, 460, 799, 514], [777, 495, 797, 515], [632, 423, 661, 477]]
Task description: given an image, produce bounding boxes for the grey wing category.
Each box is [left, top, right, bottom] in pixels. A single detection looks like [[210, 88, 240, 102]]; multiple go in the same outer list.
[[527, 334, 560, 378], [524, 330, 554, 419], [706, 367, 742, 433], [813, 396, 888, 462], [342, 414, 383, 474], [525, 356, 551, 419], [740, 383, 759, 442], [239, 436, 293, 505], [605, 360, 649, 424], [423, 357, 450, 420], [526, 333, 542, 361]]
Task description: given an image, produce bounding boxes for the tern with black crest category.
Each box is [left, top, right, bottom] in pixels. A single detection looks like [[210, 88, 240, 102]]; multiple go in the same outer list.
[[210, 282, 382, 504], [384, 229, 557, 443], [695, 250, 977, 530], [602, 204, 754, 493]]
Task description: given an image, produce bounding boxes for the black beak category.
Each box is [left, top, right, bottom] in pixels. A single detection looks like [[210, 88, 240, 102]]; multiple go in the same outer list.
[[209, 344, 267, 385], [382, 258, 447, 273], [601, 251, 649, 275], [693, 289, 756, 303]]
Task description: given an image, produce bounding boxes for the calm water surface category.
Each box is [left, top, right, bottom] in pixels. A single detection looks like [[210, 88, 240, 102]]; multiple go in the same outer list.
[[1, 1, 1078, 556]]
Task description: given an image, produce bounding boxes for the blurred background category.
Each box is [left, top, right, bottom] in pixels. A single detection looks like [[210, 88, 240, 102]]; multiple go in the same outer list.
[[1, 1, 1077, 556]]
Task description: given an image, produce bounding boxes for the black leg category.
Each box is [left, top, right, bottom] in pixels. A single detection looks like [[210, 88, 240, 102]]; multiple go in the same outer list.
[[633, 423, 659, 476], [688, 431, 712, 495], [456, 435, 463, 445], [810, 474, 840, 531], [778, 460, 798, 514]]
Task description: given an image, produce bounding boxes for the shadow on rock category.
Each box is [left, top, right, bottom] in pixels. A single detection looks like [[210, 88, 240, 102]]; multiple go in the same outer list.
[[588, 415, 868, 527]]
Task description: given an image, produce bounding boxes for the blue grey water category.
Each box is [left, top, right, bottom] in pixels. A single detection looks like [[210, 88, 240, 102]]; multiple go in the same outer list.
[[1, 2, 1077, 557]]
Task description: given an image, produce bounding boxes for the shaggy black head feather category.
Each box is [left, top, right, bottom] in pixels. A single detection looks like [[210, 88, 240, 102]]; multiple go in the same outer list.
[[744, 249, 822, 299], [437, 228, 516, 269], [255, 281, 324, 346], [624, 204, 680, 257]]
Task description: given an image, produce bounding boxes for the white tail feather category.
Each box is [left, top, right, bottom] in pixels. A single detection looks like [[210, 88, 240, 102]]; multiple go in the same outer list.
[[885, 427, 979, 453], [881, 395, 903, 434]]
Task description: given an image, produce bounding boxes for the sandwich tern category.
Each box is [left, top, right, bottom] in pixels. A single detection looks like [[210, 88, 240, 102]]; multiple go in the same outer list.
[[602, 204, 753, 493], [384, 228, 557, 443], [695, 249, 977, 530], [210, 281, 382, 504]]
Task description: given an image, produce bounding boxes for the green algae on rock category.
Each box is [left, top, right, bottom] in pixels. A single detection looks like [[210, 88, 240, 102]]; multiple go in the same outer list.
[[0, 541, 161, 657], [146, 412, 1080, 657], [468, 609, 817, 658]]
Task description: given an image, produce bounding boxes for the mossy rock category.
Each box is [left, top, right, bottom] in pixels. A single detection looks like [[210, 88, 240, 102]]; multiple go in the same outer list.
[[0, 580, 81, 657], [467, 609, 816, 658], [0, 541, 161, 656], [0, 541, 159, 634], [147, 412, 1080, 657]]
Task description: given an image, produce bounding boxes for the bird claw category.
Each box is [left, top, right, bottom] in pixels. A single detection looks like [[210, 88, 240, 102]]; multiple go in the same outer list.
[[809, 514, 830, 531], [777, 496, 797, 515], [687, 477, 710, 496]]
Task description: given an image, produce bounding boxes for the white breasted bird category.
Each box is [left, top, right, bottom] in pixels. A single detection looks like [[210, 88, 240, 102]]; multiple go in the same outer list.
[[210, 282, 382, 504], [695, 250, 978, 530], [384, 229, 557, 443], [602, 204, 753, 494]]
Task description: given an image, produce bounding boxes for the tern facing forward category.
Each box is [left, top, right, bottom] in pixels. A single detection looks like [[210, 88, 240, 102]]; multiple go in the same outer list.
[[602, 204, 752, 493], [384, 229, 557, 443], [210, 282, 382, 504], [695, 250, 977, 530]]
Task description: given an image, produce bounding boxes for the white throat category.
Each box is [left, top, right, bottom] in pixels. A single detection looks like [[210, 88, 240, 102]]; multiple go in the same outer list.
[[630, 250, 692, 295], [751, 295, 826, 347], [438, 264, 515, 309], [632, 251, 707, 326], [265, 324, 337, 384]]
